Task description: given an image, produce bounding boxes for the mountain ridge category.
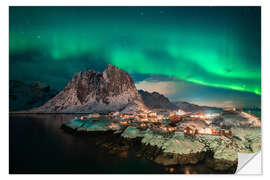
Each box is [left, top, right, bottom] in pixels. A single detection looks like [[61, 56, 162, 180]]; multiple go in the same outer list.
[[138, 89, 178, 110], [9, 80, 58, 111], [10, 65, 222, 114], [27, 64, 147, 113], [172, 101, 222, 112]]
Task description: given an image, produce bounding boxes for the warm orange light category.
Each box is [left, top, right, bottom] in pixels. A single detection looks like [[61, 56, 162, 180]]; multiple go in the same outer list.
[[185, 169, 190, 174], [169, 168, 174, 173], [119, 151, 128, 158]]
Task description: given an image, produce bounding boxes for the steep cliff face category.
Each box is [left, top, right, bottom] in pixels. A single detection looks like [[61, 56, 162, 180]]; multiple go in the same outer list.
[[30, 65, 146, 113], [138, 90, 178, 110]]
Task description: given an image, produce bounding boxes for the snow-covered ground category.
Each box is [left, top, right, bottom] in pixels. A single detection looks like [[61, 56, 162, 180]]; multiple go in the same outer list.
[[232, 127, 261, 153], [121, 126, 146, 138], [216, 111, 261, 128], [140, 130, 205, 154], [63, 113, 261, 164], [240, 112, 261, 127], [125, 126, 260, 162], [64, 119, 85, 129], [63, 117, 119, 132]]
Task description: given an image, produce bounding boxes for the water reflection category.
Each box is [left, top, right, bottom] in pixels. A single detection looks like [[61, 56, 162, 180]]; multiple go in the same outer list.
[[184, 167, 191, 174], [119, 151, 128, 158]]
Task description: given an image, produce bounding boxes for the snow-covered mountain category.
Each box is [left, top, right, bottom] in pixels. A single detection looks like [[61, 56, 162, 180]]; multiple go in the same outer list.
[[11, 65, 224, 114], [29, 64, 147, 113]]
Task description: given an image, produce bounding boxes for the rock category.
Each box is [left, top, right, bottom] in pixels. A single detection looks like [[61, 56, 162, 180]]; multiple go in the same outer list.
[[206, 158, 237, 171], [154, 152, 206, 166], [140, 144, 162, 161], [250, 140, 261, 152], [192, 135, 238, 171], [29, 64, 147, 113], [213, 146, 238, 162], [232, 127, 261, 153], [154, 153, 179, 166]]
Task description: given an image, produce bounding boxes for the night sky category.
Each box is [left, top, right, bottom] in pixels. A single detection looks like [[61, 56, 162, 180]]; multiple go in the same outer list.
[[9, 7, 261, 108]]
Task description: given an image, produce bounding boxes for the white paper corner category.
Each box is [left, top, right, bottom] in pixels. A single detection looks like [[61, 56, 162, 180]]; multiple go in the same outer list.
[[236, 151, 262, 175]]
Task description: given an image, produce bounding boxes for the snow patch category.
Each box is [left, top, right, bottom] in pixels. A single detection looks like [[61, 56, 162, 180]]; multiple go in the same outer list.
[[121, 126, 145, 139]]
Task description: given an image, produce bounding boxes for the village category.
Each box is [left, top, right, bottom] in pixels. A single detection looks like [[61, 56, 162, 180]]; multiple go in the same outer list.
[[78, 108, 233, 137], [63, 107, 260, 173]]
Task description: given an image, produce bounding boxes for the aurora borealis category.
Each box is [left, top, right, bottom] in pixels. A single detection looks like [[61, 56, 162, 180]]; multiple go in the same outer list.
[[9, 6, 261, 108]]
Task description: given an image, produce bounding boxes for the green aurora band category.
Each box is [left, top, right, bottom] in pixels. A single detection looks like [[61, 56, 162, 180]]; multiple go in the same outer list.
[[9, 7, 261, 95]]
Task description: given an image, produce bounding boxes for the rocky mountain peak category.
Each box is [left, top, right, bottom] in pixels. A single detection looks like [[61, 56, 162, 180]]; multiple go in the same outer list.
[[102, 64, 137, 92], [29, 64, 145, 113], [105, 64, 119, 71]]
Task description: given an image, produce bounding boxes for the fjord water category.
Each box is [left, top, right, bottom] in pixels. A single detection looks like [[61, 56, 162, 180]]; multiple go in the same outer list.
[[10, 114, 226, 174]]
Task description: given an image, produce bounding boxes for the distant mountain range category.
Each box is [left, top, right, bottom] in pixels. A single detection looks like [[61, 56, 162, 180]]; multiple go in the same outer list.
[[138, 90, 178, 110], [138, 90, 221, 112], [172, 101, 222, 113], [10, 65, 221, 113], [9, 80, 58, 111]]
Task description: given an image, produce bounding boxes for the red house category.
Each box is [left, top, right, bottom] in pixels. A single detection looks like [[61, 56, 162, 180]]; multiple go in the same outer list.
[[211, 128, 232, 136]]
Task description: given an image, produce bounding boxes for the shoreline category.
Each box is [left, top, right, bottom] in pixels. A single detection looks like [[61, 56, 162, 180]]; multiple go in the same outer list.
[[61, 123, 237, 173]]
